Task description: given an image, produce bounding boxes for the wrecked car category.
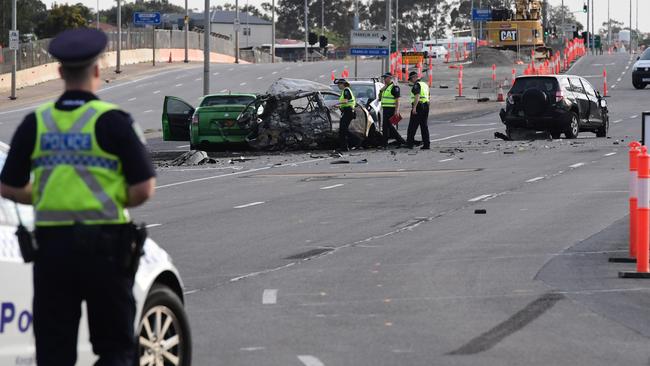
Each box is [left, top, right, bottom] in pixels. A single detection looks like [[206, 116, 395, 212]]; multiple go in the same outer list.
[[237, 78, 383, 150]]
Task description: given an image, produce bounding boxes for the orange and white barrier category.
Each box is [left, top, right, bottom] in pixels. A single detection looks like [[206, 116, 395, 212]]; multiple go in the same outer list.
[[603, 67, 608, 97], [458, 65, 463, 98]]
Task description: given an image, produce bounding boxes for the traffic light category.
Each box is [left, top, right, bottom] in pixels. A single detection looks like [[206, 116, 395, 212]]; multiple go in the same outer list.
[[319, 35, 328, 49], [583, 3, 588, 12], [308, 32, 318, 45]]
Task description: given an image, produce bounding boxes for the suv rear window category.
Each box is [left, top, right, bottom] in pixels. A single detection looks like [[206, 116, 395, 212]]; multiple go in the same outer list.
[[511, 77, 559, 94], [201, 96, 256, 107]]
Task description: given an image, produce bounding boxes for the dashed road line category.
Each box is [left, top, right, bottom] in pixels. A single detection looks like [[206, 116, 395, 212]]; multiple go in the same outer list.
[[220, 89, 228, 92], [319, 74, 325, 78], [195, 77, 202, 81], [262, 289, 278, 304], [272, 71, 278, 74], [143, 110, 153, 114], [177, 144, 190, 148], [321, 184, 344, 190], [257, 76, 264, 79], [613, 119, 623, 124], [145, 223, 162, 228], [438, 158, 455, 162], [128, 97, 137, 101], [228, 68, 234, 71], [631, 115, 639, 119], [298, 355, 325, 366], [482, 150, 497, 154], [240, 347, 265, 352], [526, 176, 544, 183], [468, 194, 493, 202], [604, 152, 617, 157], [234, 201, 265, 209], [569, 162, 585, 168], [175, 83, 183, 87], [213, 72, 220, 76], [617, 77, 622, 82], [240, 82, 247, 86], [153, 90, 161, 94]]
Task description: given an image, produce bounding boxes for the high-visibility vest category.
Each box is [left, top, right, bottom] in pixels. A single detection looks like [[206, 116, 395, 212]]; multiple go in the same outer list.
[[339, 87, 356, 109], [410, 81, 430, 104], [31, 100, 130, 226], [381, 84, 397, 108]]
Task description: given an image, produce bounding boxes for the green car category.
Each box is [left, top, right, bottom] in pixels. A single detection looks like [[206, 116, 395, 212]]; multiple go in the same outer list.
[[162, 93, 257, 149]]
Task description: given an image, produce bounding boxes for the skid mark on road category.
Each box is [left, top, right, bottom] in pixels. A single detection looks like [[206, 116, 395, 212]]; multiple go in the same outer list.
[[448, 293, 564, 355]]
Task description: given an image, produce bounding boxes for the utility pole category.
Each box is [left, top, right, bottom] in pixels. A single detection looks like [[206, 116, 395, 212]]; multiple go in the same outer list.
[[629, 0, 632, 54], [591, 0, 594, 54], [354, 0, 359, 77], [304, 0, 308, 62], [561, 0, 565, 43], [184, 0, 189, 63], [203, 0, 210, 94], [607, 0, 611, 48], [235, 0, 240, 63], [10, 0, 16, 99], [586, 0, 590, 51], [97, 0, 100, 29], [271, 0, 275, 63], [116, 0, 122, 73], [385, 0, 391, 73], [321, 0, 324, 36], [395, 0, 399, 52]]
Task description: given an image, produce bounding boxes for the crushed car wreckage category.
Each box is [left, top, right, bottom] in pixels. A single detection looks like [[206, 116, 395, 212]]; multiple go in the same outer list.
[[236, 78, 383, 150]]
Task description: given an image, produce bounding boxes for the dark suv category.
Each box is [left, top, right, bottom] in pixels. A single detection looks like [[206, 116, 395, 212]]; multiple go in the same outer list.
[[499, 75, 609, 139]]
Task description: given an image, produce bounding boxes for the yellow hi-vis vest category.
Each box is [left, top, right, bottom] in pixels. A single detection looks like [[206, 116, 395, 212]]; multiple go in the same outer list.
[[381, 84, 397, 108], [409, 81, 430, 104], [31, 100, 130, 226], [339, 87, 356, 108]]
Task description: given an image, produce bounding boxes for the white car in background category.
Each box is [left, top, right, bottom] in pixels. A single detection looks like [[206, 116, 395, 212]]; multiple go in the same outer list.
[[0, 147, 192, 366]]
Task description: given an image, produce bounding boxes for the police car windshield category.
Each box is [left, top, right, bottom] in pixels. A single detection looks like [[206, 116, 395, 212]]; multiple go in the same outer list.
[[640, 49, 650, 60], [201, 96, 256, 107]]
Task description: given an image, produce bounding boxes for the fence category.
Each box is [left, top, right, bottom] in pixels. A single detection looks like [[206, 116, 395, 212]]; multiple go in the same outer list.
[[1, 29, 236, 74]]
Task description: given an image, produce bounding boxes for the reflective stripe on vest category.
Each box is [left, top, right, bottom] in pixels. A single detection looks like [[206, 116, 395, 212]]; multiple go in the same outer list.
[[339, 87, 356, 108], [381, 84, 397, 108], [31, 101, 129, 226], [410, 81, 430, 104]]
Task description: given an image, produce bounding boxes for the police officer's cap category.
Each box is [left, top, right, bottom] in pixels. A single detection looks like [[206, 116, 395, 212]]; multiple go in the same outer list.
[[48, 28, 108, 67], [381, 72, 393, 78], [335, 78, 349, 84], [408, 71, 419, 79]]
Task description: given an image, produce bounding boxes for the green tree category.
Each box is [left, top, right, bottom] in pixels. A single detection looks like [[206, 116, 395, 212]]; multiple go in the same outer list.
[[38, 3, 88, 38], [0, 0, 47, 45], [100, 0, 184, 27]]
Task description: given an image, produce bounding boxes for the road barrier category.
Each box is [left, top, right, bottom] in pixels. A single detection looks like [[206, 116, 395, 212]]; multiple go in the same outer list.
[[511, 68, 516, 86], [458, 65, 464, 98], [611, 142, 642, 264], [603, 68, 608, 97], [492, 64, 496, 82], [620, 145, 650, 278]]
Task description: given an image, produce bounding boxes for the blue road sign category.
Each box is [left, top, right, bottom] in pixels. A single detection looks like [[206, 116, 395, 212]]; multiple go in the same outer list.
[[471, 9, 492, 21], [350, 48, 389, 56], [133, 12, 161, 25]]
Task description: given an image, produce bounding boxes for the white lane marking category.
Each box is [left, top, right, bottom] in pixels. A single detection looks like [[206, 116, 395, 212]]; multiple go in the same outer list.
[[175, 83, 183, 87], [272, 71, 278, 74], [613, 119, 623, 124], [321, 184, 344, 190], [177, 144, 190, 148], [228, 67, 234, 71], [430, 128, 497, 142], [262, 289, 278, 304], [631, 115, 639, 119], [220, 89, 228, 92], [143, 110, 153, 114], [213, 72, 220, 76], [195, 77, 202, 81], [319, 74, 325, 78], [153, 90, 161, 94], [257, 76, 264, 80], [604, 152, 617, 157], [240, 82, 247, 86], [175, 75, 184, 79], [617, 77, 622, 82], [145, 223, 162, 228], [298, 355, 325, 366], [611, 85, 617, 89], [454, 123, 497, 127], [526, 176, 544, 183], [438, 158, 455, 162], [625, 66, 630, 70], [240, 347, 265, 351], [234, 201, 265, 209], [128, 97, 137, 101], [482, 150, 497, 154], [569, 162, 585, 168], [468, 194, 493, 202], [183, 289, 199, 295]]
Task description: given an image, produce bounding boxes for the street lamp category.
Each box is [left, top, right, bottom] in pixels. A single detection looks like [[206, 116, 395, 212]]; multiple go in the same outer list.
[[203, 0, 209, 94]]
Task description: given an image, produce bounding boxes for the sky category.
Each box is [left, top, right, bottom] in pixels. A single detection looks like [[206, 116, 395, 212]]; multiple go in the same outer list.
[[42, 0, 649, 33]]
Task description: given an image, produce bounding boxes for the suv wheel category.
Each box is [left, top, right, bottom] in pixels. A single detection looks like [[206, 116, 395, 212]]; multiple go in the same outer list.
[[595, 115, 609, 138], [137, 285, 192, 366], [565, 113, 580, 139], [633, 81, 646, 89]]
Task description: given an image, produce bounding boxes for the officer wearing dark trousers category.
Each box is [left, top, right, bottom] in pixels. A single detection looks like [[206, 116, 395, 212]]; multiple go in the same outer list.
[[0, 29, 156, 366], [336, 79, 357, 150], [378, 72, 406, 147], [406, 71, 431, 150]]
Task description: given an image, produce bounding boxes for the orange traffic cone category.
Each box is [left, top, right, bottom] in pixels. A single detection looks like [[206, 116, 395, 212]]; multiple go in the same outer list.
[[497, 84, 505, 102], [331, 71, 335, 82]]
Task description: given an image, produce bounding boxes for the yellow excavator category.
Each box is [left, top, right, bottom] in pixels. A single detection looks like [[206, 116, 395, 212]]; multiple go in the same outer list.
[[485, 0, 552, 59]]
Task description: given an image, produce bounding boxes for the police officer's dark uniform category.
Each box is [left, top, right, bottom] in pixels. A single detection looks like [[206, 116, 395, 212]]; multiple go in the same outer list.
[[406, 71, 431, 150], [336, 79, 357, 150], [0, 29, 155, 366], [378, 72, 406, 147]]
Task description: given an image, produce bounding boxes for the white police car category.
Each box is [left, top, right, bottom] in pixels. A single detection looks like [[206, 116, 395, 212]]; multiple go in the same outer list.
[[632, 48, 650, 89], [0, 146, 191, 366]]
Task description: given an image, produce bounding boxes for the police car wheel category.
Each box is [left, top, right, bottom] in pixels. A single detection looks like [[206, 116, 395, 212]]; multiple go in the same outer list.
[[137, 285, 192, 366]]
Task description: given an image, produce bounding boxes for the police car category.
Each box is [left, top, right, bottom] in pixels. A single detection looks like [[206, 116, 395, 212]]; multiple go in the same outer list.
[[632, 48, 650, 89], [0, 146, 191, 366]]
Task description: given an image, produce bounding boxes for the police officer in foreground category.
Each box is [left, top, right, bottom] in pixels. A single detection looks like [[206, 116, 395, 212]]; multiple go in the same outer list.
[[377, 72, 406, 147], [406, 71, 431, 150], [335, 78, 357, 151], [0, 28, 155, 366]]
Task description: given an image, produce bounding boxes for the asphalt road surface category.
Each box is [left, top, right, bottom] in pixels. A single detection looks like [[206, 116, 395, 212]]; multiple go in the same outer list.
[[3, 53, 650, 365]]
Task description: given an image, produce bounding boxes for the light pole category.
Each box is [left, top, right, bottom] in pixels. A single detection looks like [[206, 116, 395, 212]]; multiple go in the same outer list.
[[184, 0, 189, 63], [629, 0, 632, 53], [304, 0, 308, 62], [271, 0, 275, 63], [385, 0, 391, 73], [10, 0, 16, 99], [97, 0, 100, 29], [203, 0, 209, 94], [591, 0, 595, 54], [608, 0, 611, 48], [321, 0, 324, 36], [395, 0, 399, 52], [116, 0, 122, 74], [586, 0, 590, 51], [561, 0, 565, 43], [235, 0, 240, 63]]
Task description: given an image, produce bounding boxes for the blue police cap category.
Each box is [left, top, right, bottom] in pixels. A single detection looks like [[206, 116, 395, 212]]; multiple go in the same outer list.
[[48, 28, 107, 66]]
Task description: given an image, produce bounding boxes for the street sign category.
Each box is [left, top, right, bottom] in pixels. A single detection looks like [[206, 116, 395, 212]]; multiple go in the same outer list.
[[133, 12, 161, 25], [351, 30, 390, 47], [471, 9, 492, 21], [401, 51, 425, 65], [9, 30, 19, 50], [350, 48, 389, 56], [562, 24, 577, 32]]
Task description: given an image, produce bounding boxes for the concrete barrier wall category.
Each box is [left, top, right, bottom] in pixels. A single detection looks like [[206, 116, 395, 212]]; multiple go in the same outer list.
[[0, 48, 243, 93]]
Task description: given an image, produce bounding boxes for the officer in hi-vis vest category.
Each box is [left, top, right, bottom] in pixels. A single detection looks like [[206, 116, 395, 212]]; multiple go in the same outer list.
[[406, 71, 431, 150], [378, 72, 406, 147], [336, 78, 357, 151], [0, 28, 155, 366]]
